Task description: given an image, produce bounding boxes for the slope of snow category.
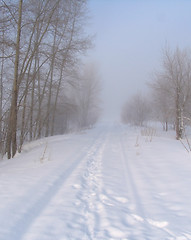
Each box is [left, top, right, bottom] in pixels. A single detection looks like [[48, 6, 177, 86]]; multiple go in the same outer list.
[[0, 122, 191, 240]]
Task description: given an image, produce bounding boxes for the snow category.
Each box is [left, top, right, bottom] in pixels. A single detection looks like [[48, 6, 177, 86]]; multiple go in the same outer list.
[[1, 122, 191, 239]]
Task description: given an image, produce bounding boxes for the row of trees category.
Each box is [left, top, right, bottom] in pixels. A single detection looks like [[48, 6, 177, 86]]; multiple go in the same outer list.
[[121, 47, 191, 140], [54, 63, 101, 134], [0, 0, 100, 158]]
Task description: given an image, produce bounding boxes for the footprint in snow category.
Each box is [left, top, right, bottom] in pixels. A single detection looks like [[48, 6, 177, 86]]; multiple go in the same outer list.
[[74, 199, 81, 206], [102, 189, 128, 204], [106, 226, 127, 239], [147, 218, 168, 228], [131, 214, 169, 229], [123, 214, 137, 226], [114, 196, 128, 204], [131, 214, 144, 222], [72, 184, 81, 189], [100, 194, 114, 206]]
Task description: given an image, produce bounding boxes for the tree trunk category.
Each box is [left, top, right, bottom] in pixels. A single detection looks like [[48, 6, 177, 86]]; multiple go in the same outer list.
[[45, 32, 57, 137], [165, 121, 168, 132], [6, 0, 23, 159], [175, 87, 183, 140], [0, 35, 4, 155]]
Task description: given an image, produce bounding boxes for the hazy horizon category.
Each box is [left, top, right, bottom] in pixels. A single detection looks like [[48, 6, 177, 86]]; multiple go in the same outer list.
[[85, 0, 191, 120]]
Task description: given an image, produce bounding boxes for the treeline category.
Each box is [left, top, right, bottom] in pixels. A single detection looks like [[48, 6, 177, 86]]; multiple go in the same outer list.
[[0, 0, 100, 159], [121, 47, 191, 140]]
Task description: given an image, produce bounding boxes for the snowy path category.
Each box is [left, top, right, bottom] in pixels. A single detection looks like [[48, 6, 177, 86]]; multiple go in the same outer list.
[[1, 122, 191, 239]]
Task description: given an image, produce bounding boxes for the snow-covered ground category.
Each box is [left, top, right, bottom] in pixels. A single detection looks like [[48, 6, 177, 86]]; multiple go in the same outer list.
[[1, 122, 191, 240]]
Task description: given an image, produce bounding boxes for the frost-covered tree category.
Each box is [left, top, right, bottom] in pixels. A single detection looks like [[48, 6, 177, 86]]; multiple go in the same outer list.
[[0, 0, 91, 158], [121, 93, 150, 126], [76, 63, 101, 128], [150, 47, 191, 139]]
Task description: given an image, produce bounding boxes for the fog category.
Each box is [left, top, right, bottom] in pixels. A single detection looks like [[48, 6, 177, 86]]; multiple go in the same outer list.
[[86, 0, 191, 120]]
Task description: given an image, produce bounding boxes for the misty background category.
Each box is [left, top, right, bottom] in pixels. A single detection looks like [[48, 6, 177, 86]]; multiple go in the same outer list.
[[85, 0, 191, 120], [1, 0, 191, 158]]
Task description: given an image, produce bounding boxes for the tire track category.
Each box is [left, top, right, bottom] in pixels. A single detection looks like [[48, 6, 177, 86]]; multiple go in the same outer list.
[[119, 126, 187, 239], [119, 128, 155, 240], [121, 131, 191, 239], [0, 130, 105, 240]]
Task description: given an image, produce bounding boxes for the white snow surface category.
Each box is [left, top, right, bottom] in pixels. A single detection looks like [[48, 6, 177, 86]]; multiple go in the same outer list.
[[1, 122, 191, 240]]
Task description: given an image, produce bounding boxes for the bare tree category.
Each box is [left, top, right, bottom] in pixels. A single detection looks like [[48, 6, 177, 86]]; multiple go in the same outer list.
[[76, 63, 101, 129], [6, 0, 23, 159], [121, 93, 150, 126], [150, 47, 191, 139], [0, 0, 92, 158]]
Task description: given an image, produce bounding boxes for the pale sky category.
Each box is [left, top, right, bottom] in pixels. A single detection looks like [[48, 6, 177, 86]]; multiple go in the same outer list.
[[85, 0, 191, 120]]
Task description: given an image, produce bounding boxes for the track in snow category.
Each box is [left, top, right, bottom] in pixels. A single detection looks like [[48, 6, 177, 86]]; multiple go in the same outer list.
[[1, 122, 191, 240]]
